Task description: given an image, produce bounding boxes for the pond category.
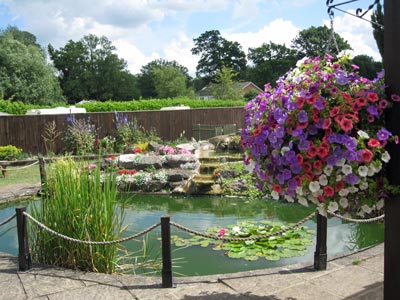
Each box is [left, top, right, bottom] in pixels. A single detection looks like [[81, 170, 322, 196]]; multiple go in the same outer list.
[[0, 195, 384, 276]]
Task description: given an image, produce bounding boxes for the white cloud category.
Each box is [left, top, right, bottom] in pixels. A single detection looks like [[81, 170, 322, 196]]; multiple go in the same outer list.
[[323, 10, 381, 61], [232, 0, 262, 19], [225, 19, 299, 52]]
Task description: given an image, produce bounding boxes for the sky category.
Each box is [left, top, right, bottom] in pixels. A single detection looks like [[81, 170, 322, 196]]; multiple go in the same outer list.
[[0, 0, 382, 76]]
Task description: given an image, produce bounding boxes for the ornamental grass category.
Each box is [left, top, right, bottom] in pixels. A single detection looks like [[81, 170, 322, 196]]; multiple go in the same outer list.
[[30, 158, 125, 273]]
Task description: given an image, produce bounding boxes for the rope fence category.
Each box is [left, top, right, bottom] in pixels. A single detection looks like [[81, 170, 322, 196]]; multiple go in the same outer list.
[[0, 205, 386, 288], [3, 161, 39, 171]]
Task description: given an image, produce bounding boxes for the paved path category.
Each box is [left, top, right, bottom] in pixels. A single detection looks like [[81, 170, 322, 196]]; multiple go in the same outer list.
[[0, 243, 383, 300]]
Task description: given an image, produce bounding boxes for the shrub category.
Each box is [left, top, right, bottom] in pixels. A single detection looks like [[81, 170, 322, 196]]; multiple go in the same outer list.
[[0, 145, 23, 160], [63, 115, 97, 155]]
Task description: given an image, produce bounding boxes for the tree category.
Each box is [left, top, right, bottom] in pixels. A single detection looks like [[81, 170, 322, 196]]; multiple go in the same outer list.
[[371, 1, 384, 60], [0, 28, 64, 105], [291, 25, 352, 57], [137, 59, 191, 99], [49, 34, 139, 103], [191, 30, 247, 84], [212, 66, 243, 100], [352, 54, 382, 79], [247, 42, 300, 88], [153, 66, 194, 99]]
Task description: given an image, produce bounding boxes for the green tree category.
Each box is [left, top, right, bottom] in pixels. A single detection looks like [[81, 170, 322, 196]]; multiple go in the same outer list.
[[137, 59, 191, 99], [291, 25, 351, 57], [153, 66, 194, 98], [49, 34, 139, 103], [352, 54, 382, 79], [0, 28, 64, 105], [191, 30, 247, 84], [247, 42, 300, 88], [212, 66, 243, 100], [371, 1, 384, 60]]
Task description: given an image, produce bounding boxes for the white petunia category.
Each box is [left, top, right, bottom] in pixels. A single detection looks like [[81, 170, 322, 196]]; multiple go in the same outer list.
[[339, 197, 348, 209], [341, 164, 353, 175], [319, 174, 328, 186], [309, 181, 321, 193], [367, 167, 375, 176], [324, 165, 333, 176], [281, 146, 290, 155], [382, 151, 391, 163], [339, 189, 349, 196], [336, 158, 346, 167], [358, 166, 369, 177], [348, 186, 359, 193], [336, 174, 343, 182], [297, 196, 308, 206], [296, 186, 304, 196], [361, 205, 372, 214], [376, 199, 385, 210], [285, 195, 294, 203], [357, 130, 370, 139], [317, 205, 327, 217], [328, 201, 339, 213], [271, 191, 280, 200], [310, 196, 320, 205], [359, 180, 369, 190]]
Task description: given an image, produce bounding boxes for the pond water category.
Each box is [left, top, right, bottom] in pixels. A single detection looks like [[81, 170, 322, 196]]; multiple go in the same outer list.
[[0, 195, 384, 276]]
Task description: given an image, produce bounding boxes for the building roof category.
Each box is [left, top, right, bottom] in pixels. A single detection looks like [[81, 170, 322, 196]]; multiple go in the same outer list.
[[197, 81, 262, 97]]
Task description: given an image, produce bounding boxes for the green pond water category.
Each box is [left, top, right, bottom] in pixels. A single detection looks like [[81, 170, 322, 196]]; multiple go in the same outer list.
[[0, 195, 384, 276]]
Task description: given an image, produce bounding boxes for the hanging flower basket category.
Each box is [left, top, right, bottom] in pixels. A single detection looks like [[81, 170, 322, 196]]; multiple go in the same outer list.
[[241, 54, 399, 216]]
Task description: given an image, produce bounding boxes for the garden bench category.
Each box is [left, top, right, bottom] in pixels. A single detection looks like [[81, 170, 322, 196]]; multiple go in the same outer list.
[[0, 161, 10, 177]]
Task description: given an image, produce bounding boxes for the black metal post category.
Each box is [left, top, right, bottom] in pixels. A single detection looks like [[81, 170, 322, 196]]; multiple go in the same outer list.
[[314, 213, 327, 270], [161, 215, 173, 288], [16, 207, 31, 271], [384, 1, 400, 299]]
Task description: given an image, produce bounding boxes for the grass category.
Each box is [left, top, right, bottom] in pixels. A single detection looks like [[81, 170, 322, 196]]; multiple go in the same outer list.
[[0, 163, 41, 188]]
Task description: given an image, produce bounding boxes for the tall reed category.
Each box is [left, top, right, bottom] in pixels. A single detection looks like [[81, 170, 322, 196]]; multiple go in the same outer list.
[[30, 158, 125, 273]]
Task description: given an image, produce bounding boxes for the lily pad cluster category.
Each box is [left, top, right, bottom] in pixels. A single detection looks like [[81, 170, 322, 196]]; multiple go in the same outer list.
[[171, 220, 314, 261]]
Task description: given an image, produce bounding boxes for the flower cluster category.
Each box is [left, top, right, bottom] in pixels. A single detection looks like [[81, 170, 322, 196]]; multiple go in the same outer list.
[[242, 54, 399, 216]]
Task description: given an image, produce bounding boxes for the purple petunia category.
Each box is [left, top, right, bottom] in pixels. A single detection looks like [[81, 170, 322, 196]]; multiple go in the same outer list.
[[345, 173, 359, 185], [298, 110, 308, 123], [367, 105, 379, 116], [377, 128, 392, 141]]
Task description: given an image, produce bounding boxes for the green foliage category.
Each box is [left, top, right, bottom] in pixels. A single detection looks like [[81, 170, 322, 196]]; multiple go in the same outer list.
[[0, 145, 23, 160], [371, 2, 384, 60], [138, 59, 192, 99], [171, 220, 313, 261], [30, 158, 124, 273], [63, 115, 97, 155], [153, 65, 194, 98], [49, 34, 139, 103], [247, 42, 300, 88], [0, 28, 65, 105], [191, 30, 247, 82], [352, 55, 382, 79], [291, 25, 352, 57], [114, 112, 147, 152], [77, 98, 246, 112], [0, 99, 27, 114], [212, 67, 243, 100]]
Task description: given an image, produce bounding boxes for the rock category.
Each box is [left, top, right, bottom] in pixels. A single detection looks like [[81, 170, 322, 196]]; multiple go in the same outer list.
[[148, 141, 163, 152], [176, 142, 197, 153], [229, 179, 249, 193], [219, 169, 239, 179], [118, 154, 162, 170], [164, 154, 197, 168], [208, 134, 242, 152], [143, 180, 167, 192], [167, 169, 194, 182]]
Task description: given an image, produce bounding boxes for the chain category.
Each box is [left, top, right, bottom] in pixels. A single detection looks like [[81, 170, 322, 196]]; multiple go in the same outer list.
[[171, 211, 316, 242], [329, 18, 340, 54], [4, 161, 39, 171], [0, 213, 16, 227], [328, 211, 384, 223], [23, 211, 160, 245]]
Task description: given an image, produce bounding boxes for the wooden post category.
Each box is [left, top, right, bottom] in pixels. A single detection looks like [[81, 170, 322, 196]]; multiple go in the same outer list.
[[384, 1, 400, 299], [161, 215, 173, 288], [16, 207, 31, 271], [314, 213, 327, 271], [38, 157, 46, 191]]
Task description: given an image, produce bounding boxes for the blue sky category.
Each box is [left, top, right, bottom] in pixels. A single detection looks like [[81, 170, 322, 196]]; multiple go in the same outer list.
[[0, 0, 381, 75]]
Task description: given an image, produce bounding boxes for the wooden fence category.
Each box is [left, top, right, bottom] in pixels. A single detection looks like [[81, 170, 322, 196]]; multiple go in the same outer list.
[[0, 107, 245, 155]]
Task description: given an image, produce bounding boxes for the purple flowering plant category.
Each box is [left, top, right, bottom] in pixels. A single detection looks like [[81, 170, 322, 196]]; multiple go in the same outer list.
[[241, 54, 399, 216]]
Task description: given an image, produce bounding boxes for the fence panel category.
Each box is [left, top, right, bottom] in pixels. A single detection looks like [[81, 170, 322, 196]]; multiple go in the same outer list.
[[0, 107, 245, 154]]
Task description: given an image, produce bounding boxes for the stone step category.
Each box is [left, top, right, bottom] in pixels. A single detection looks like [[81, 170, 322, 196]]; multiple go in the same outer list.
[[199, 155, 243, 164]]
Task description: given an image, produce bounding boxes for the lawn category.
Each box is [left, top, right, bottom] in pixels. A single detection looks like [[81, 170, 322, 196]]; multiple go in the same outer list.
[[0, 163, 41, 188]]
